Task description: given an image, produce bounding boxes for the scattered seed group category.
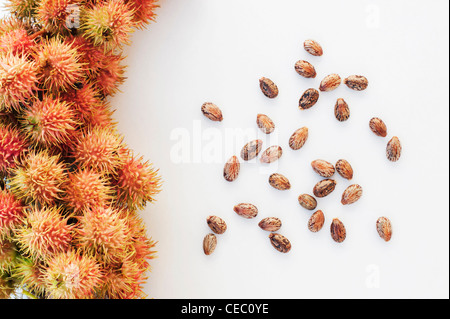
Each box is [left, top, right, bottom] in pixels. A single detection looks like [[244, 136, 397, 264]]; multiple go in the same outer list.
[[202, 37, 399, 255]]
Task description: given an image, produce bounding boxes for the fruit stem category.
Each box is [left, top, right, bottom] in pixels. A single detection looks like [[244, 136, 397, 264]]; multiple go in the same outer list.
[[21, 289, 38, 299], [29, 29, 47, 40]]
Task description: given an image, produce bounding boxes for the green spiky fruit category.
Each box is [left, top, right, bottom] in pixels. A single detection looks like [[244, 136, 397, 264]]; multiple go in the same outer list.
[[9, 150, 67, 205], [0, 238, 18, 273], [14, 206, 74, 260], [80, 0, 135, 51], [42, 249, 103, 299], [5, 0, 39, 20], [11, 256, 46, 297]]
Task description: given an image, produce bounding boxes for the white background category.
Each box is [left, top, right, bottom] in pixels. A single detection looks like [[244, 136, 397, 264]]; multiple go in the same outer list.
[[2, 0, 449, 299]]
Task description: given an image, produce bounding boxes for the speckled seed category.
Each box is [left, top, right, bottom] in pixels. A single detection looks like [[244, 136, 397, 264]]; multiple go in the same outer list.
[[313, 179, 336, 198], [201, 102, 223, 121], [298, 194, 317, 210], [386, 136, 402, 162], [258, 217, 282, 232], [344, 75, 369, 91], [369, 117, 387, 137], [376, 217, 392, 242], [311, 159, 335, 178], [233, 203, 258, 219], [335, 159, 353, 180], [308, 210, 325, 232], [203, 233, 217, 255], [240, 139, 263, 161], [319, 74, 341, 92], [299, 88, 319, 110], [334, 98, 350, 122], [289, 127, 309, 150], [259, 77, 279, 98], [330, 218, 346, 243], [223, 155, 240, 182], [256, 114, 275, 134], [269, 233, 291, 253], [268, 173, 291, 190], [260, 145, 282, 163], [295, 60, 317, 78], [206, 215, 227, 234], [341, 184, 363, 205], [303, 39, 323, 56]]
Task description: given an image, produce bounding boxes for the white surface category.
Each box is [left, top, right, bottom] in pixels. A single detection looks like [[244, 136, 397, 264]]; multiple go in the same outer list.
[[3, 0, 449, 299]]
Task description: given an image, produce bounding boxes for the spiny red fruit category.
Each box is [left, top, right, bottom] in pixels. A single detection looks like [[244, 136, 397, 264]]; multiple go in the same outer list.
[[65, 35, 106, 78], [116, 150, 161, 210], [0, 52, 38, 111], [0, 27, 35, 56], [72, 127, 124, 174], [9, 150, 67, 205], [14, 206, 74, 260], [0, 188, 25, 238], [64, 168, 113, 213], [0, 124, 28, 174], [34, 37, 84, 92], [36, 0, 78, 33], [80, 0, 135, 51], [125, 0, 159, 29], [92, 51, 126, 96], [20, 94, 79, 148], [42, 249, 103, 299], [74, 206, 130, 263]]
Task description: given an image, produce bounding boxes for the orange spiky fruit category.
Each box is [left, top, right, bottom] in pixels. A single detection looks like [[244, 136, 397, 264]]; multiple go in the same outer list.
[[116, 150, 161, 210], [65, 34, 106, 78], [0, 124, 28, 175], [63, 168, 113, 213], [35, 0, 80, 33], [0, 53, 38, 111], [0, 27, 35, 56], [0, 188, 25, 238], [14, 206, 74, 260], [74, 206, 130, 263], [9, 150, 67, 205], [80, 0, 135, 51], [71, 127, 124, 174], [0, 238, 18, 272], [92, 50, 126, 96], [42, 249, 103, 299], [34, 37, 84, 92], [20, 94, 79, 148], [125, 0, 159, 29]]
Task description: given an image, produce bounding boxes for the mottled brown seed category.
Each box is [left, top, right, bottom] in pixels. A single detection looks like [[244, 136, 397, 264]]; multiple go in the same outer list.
[[258, 217, 282, 232], [386, 136, 402, 162], [330, 218, 346, 243], [268, 173, 291, 190], [260, 146, 283, 163], [223, 155, 240, 182], [344, 75, 369, 91], [269, 233, 291, 253], [369, 117, 387, 137], [256, 114, 275, 134], [259, 77, 278, 98], [341, 184, 363, 205], [335, 159, 353, 180], [233, 203, 258, 219], [334, 98, 350, 122], [299, 88, 319, 110], [311, 159, 335, 178], [319, 74, 341, 92], [313, 179, 336, 198], [376, 217, 392, 242], [206, 215, 227, 234], [289, 127, 309, 150], [303, 39, 323, 56], [294, 60, 316, 78], [308, 210, 325, 232], [298, 194, 317, 210], [240, 139, 263, 161], [201, 102, 223, 121], [203, 233, 217, 255]]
